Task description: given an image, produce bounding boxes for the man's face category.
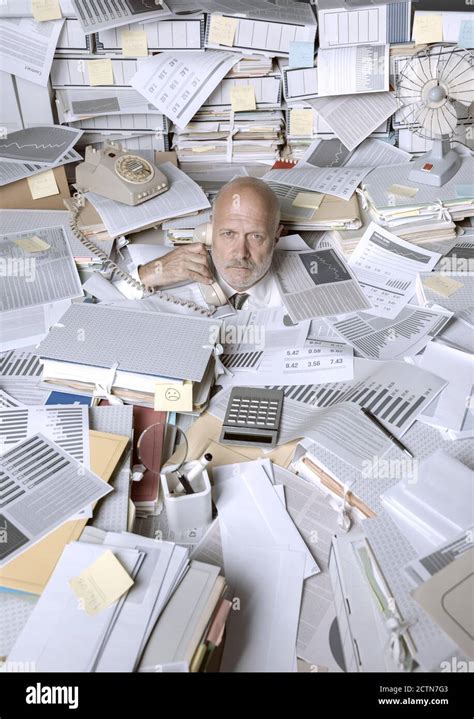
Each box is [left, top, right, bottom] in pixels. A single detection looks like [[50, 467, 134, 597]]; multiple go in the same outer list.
[[211, 189, 279, 292]]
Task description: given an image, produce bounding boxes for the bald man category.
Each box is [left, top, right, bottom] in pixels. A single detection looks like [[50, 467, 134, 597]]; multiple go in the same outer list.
[[138, 177, 284, 310]]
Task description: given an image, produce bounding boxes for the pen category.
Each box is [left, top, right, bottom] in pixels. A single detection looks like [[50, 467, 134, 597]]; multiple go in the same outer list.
[[361, 407, 414, 458]]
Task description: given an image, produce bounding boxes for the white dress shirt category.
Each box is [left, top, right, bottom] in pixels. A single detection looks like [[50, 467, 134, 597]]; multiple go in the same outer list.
[[216, 267, 282, 310]]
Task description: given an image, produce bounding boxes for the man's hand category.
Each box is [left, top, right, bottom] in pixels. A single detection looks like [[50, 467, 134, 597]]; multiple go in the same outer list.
[[137, 243, 214, 288]]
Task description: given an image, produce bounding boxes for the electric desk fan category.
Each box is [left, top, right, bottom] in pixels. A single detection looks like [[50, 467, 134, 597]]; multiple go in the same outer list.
[[395, 44, 474, 186]]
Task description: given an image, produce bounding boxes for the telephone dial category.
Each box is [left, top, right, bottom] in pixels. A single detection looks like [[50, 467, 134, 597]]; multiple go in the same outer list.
[[192, 222, 229, 308], [76, 142, 169, 206]]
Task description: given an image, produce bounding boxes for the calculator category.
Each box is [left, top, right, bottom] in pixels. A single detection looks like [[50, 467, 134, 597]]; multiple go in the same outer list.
[[219, 387, 284, 448]]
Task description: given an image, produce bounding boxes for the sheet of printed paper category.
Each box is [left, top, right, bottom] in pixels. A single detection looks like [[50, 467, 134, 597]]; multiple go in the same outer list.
[[0, 126, 83, 165], [349, 223, 441, 318], [0, 405, 90, 466], [272, 248, 372, 322], [301, 137, 411, 170], [327, 304, 452, 360], [263, 163, 370, 201], [71, 0, 173, 34], [0, 17, 64, 85], [55, 87, 163, 122], [0, 433, 112, 567], [308, 93, 399, 151], [0, 149, 82, 188], [130, 51, 241, 129], [317, 45, 389, 96], [220, 340, 353, 387]]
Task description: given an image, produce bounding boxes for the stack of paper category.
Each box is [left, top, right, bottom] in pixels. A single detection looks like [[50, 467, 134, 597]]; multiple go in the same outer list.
[[139, 558, 230, 673], [210, 459, 319, 672], [37, 303, 218, 406], [0, 412, 131, 594], [361, 157, 474, 236]]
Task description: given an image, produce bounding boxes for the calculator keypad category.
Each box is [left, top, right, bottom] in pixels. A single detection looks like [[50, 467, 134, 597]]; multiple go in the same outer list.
[[224, 389, 283, 430]]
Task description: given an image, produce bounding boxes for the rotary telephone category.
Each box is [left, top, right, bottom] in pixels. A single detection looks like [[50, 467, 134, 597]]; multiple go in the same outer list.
[[76, 142, 169, 206]]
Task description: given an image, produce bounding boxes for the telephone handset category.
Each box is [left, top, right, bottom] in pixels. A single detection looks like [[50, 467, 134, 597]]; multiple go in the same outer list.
[[76, 142, 169, 206], [192, 222, 229, 308], [68, 195, 216, 317]]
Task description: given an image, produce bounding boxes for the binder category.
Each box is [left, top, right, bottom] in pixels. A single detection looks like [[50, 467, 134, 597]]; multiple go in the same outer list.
[[95, 17, 206, 54], [204, 14, 317, 58]]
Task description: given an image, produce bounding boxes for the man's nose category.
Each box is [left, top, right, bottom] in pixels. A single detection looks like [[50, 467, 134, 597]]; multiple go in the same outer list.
[[233, 234, 250, 259]]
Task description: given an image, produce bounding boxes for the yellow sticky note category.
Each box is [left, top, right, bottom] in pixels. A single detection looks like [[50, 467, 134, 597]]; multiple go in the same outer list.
[[121, 30, 148, 57], [69, 550, 134, 616], [413, 14, 443, 45], [14, 235, 50, 252], [292, 192, 324, 210], [154, 380, 193, 412], [388, 184, 419, 198], [87, 58, 114, 86], [27, 169, 59, 200], [290, 108, 313, 137], [230, 85, 256, 112], [191, 145, 217, 153], [423, 275, 463, 298], [208, 14, 238, 46], [31, 0, 62, 22]]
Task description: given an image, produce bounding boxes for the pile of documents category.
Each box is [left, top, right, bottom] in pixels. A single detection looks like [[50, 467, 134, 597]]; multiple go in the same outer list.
[[1, 0, 473, 679]]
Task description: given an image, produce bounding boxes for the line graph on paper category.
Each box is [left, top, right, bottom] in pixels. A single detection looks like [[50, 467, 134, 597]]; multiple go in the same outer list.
[[0, 127, 83, 165]]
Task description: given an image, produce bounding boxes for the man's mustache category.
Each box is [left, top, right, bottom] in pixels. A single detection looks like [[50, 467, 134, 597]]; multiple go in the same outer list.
[[224, 259, 256, 270]]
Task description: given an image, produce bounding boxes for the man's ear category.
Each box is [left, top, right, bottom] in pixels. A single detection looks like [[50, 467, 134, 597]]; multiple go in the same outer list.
[[275, 224, 284, 243]]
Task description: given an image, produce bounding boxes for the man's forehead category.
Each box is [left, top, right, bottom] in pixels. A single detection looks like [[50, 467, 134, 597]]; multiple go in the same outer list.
[[214, 192, 272, 219]]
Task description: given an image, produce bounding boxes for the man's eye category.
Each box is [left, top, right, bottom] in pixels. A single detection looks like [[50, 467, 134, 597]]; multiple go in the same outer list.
[[250, 234, 264, 242], [220, 230, 234, 237]]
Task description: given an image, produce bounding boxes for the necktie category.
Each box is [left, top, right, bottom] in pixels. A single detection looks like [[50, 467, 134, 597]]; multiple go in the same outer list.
[[229, 292, 249, 310]]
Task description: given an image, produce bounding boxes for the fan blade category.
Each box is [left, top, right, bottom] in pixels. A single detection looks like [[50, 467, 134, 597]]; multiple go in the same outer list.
[[398, 58, 425, 98], [434, 104, 458, 136], [440, 53, 474, 106], [398, 100, 425, 127]]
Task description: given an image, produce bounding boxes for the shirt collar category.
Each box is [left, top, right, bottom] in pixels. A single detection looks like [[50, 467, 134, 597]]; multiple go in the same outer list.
[[216, 269, 274, 306]]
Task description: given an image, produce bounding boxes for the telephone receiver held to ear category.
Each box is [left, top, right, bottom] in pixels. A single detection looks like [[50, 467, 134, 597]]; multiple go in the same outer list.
[[192, 222, 228, 307]]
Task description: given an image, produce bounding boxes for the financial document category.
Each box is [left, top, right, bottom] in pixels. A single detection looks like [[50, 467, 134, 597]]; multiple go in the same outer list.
[[0, 433, 111, 567], [131, 51, 241, 129], [263, 163, 370, 201], [317, 44, 389, 96], [301, 137, 411, 170], [84, 162, 210, 237], [0, 225, 82, 352], [0, 149, 82, 187], [0, 405, 90, 466], [221, 340, 353, 386], [0, 226, 82, 312], [0, 126, 83, 166], [349, 223, 441, 318], [272, 248, 372, 322], [308, 92, 399, 151], [328, 304, 452, 360], [56, 87, 163, 122], [71, 0, 173, 34], [0, 17, 64, 86]]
